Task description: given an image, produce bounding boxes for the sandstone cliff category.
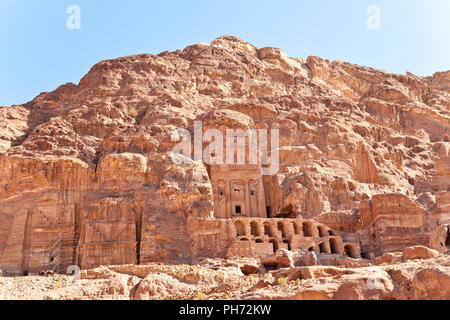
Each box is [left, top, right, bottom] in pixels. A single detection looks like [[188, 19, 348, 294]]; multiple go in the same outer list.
[[0, 36, 448, 275]]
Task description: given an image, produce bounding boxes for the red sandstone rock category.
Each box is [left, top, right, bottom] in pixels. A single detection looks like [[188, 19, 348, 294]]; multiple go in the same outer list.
[[402, 246, 440, 261], [276, 249, 296, 268], [0, 36, 448, 302], [411, 268, 450, 300], [374, 252, 402, 265]]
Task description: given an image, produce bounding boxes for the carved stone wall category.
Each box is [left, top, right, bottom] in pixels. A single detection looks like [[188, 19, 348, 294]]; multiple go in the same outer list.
[[0, 36, 448, 273], [210, 165, 266, 219], [190, 217, 361, 262]]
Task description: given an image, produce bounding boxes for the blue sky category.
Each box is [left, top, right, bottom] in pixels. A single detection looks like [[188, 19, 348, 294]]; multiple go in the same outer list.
[[1, 0, 449, 106]]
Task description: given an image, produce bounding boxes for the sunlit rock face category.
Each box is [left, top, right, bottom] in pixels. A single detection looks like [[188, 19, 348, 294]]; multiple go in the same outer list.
[[0, 36, 448, 275]]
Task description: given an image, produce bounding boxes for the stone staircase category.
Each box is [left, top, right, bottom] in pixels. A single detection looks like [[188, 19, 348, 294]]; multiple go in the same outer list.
[[46, 239, 77, 273]]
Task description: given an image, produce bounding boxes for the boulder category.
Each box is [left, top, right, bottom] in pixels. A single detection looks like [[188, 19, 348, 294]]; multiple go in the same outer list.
[[276, 249, 295, 268], [297, 251, 319, 267], [411, 268, 450, 300], [240, 262, 260, 275], [402, 246, 440, 261], [374, 252, 402, 265]]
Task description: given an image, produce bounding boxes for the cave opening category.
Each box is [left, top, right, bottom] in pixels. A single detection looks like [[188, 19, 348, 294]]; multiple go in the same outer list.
[[345, 245, 356, 258], [303, 222, 312, 237], [250, 221, 259, 236], [330, 238, 340, 254], [270, 239, 278, 252], [283, 239, 291, 251], [264, 223, 273, 237], [446, 229, 450, 249], [277, 222, 286, 238]]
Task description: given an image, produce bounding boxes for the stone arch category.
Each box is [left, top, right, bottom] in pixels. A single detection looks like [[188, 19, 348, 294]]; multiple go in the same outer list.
[[264, 222, 273, 237], [318, 226, 328, 237], [250, 221, 260, 236], [302, 222, 313, 237], [255, 238, 264, 243], [330, 237, 341, 254], [235, 220, 246, 237], [277, 222, 287, 238], [316, 226, 321, 237], [283, 239, 291, 251], [344, 245, 352, 257], [328, 230, 335, 236], [269, 239, 279, 252], [344, 244, 358, 258], [319, 242, 329, 253], [240, 237, 250, 241]]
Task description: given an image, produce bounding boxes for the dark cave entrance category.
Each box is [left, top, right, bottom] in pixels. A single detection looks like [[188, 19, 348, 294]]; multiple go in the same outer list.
[[446, 229, 450, 249], [270, 239, 278, 252]]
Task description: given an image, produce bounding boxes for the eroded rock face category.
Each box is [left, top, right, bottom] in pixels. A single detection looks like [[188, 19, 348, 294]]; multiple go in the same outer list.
[[0, 36, 448, 276], [411, 267, 450, 300]]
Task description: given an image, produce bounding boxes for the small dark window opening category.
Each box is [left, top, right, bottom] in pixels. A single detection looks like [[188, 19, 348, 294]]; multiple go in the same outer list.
[[330, 238, 339, 254], [219, 191, 223, 196], [235, 206, 242, 214], [266, 206, 271, 218], [250, 191, 255, 196], [234, 189, 240, 192], [319, 242, 327, 253], [264, 224, 272, 236], [445, 230, 450, 249]]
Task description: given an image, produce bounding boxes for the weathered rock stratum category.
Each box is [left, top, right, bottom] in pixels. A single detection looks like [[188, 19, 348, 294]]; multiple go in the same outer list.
[[0, 36, 449, 292]]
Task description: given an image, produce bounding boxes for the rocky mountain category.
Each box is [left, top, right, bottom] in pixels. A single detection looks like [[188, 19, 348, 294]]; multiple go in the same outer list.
[[0, 36, 448, 295]]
